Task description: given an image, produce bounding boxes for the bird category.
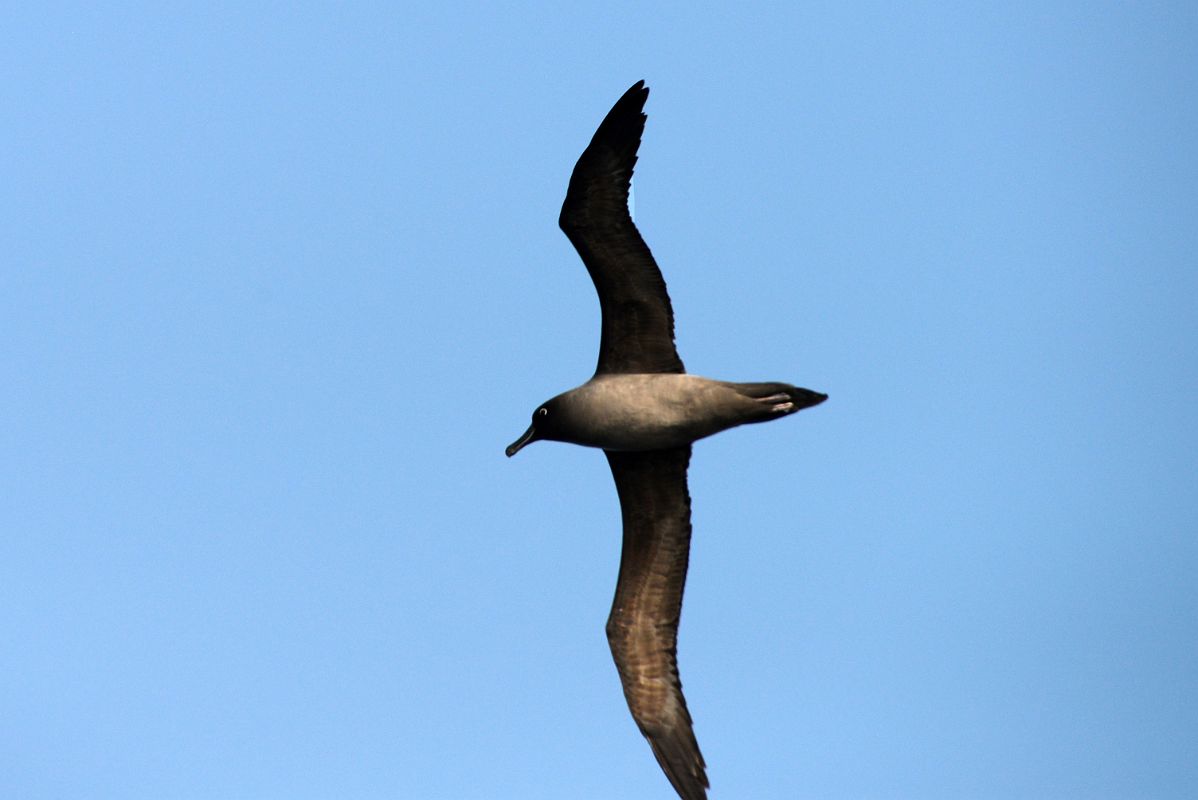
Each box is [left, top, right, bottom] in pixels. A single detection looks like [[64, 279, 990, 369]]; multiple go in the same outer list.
[[506, 81, 826, 800]]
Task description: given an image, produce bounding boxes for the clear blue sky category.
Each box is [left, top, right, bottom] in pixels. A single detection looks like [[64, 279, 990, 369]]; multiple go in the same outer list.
[[3, 3, 1196, 799]]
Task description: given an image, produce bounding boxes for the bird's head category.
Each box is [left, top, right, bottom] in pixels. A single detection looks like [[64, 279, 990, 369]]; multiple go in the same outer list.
[[505, 398, 565, 457]]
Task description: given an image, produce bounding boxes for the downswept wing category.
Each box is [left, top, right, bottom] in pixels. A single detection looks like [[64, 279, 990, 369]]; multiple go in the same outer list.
[[604, 447, 708, 800], [560, 81, 685, 376]]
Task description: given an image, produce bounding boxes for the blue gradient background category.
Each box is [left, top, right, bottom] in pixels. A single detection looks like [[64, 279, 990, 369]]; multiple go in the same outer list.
[[3, 3, 1195, 799]]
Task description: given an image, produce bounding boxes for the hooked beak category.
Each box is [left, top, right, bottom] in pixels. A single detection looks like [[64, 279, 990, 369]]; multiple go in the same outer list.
[[505, 424, 538, 457]]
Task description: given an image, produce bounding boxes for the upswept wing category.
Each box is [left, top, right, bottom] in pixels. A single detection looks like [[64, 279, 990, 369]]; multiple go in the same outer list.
[[604, 447, 708, 800], [560, 81, 685, 375]]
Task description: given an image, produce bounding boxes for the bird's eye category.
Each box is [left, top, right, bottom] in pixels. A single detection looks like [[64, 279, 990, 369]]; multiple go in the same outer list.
[[538, 407, 548, 417]]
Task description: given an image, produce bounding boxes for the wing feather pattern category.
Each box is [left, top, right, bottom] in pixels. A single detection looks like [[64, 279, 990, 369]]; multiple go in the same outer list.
[[605, 447, 708, 800], [560, 81, 685, 375]]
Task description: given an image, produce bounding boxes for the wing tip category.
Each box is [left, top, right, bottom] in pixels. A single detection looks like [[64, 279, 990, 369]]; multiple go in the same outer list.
[[559, 80, 653, 232], [649, 734, 710, 800], [627, 79, 649, 118], [601, 79, 650, 137]]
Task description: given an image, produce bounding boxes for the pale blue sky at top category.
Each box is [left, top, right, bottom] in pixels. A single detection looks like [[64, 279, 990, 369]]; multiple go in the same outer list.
[[2, 3, 1196, 799]]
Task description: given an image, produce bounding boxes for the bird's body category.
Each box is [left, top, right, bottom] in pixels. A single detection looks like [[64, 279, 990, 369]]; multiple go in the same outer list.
[[507, 81, 826, 800], [511, 374, 824, 453]]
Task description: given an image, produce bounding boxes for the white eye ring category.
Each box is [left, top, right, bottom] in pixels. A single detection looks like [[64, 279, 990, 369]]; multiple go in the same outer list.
[[538, 407, 548, 417]]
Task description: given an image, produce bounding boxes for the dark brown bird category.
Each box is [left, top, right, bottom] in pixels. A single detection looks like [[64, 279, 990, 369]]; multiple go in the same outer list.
[[507, 80, 826, 800]]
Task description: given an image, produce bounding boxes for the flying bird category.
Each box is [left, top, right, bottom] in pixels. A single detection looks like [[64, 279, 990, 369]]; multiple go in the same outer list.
[[506, 81, 826, 800]]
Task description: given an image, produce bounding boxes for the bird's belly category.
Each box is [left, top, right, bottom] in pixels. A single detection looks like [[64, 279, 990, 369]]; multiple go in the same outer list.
[[566, 375, 739, 451], [583, 409, 705, 451]]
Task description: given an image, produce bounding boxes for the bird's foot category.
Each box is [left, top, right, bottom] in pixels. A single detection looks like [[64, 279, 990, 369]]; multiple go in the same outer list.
[[756, 393, 796, 414]]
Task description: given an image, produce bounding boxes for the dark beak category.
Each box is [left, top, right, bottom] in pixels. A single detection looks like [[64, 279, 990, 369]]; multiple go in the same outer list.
[[505, 424, 537, 457]]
